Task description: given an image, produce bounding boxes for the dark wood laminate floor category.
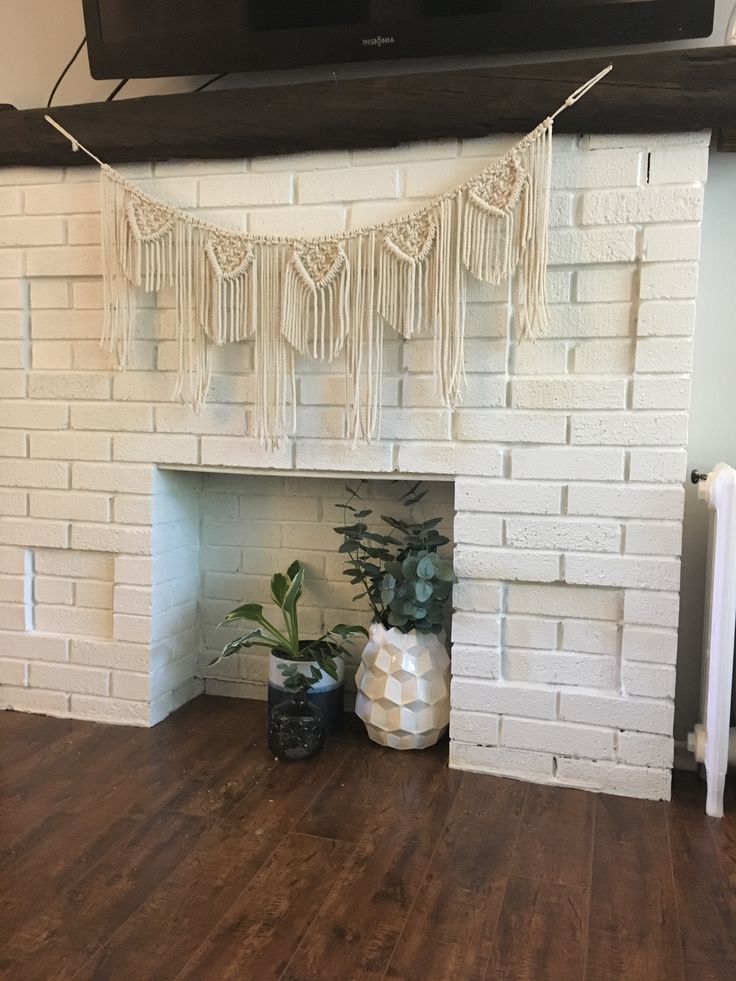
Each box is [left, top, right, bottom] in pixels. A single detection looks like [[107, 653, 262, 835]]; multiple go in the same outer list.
[[1, 697, 735, 981]]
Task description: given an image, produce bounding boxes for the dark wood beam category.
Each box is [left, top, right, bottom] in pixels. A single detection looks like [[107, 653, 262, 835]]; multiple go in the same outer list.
[[2, 46, 735, 167]]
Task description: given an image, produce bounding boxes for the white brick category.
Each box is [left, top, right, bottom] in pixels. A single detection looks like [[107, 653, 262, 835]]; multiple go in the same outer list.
[[625, 521, 682, 556], [29, 663, 109, 695], [0, 217, 65, 246], [454, 411, 566, 444], [113, 495, 153, 525], [111, 671, 150, 700], [456, 547, 559, 583], [32, 340, 73, 370], [24, 182, 100, 214], [504, 649, 616, 689], [35, 548, 113, 578], [504, 617, 557, 650], [642, 224, 701, 262], [640, 263, 698, 300], [502, 717, 615, 760], [512, 341, 567, 375], [405, 373, 505, 408], [155, 404, 247, 436], [69, 694, 149, 726], [568, 484, 684, 520], [114, 434, 198, 465], [70, 638, 148, 671], [31, 310, 102, 339], [548, 303, 633, 338], [548, 227, 636, 265], [404, 160, 478, 197], [511, 448, 624, 481], [0, 630, 67, 662], [76, 580, 114, 610], [30, 280, 69, 308], [450, 743, 555, 780], [450, 710, 499, 744], [635, 339, 693, 374], [566, 554, 680, 591], [34, 575, 73, 605], [617, 732, 674, 768], [0, 429, 27, 456], [200, 437, 293, 470], [633, 377, 691, 410], [512, 378, 625, 410], [559, 690, 673, 735], [621, 626, 678, 665], [374, 408, 449, 441], [0, 547, 25, 575], [563, 620, 619, 656], [623, 590, 680, 628], [551, 149, 641, 189], [570, 412, 688, 447], [0, 489, 26, 516], [0, 518, 68, 549], [28, 373, 111, 401], [0, 402, 68, 430], [0, 371, 26, 398], [0, 310, 23, 338], [453, 581, 503, 614], [451, 678, 557, 719], [30, 432, 111, 462], [456, 480, 561, 515], [26, 247, 102, 278], [0, 686, 69, 717], [573, 340, 633, 374], [397, 442, 503, 477], [454, 513, 502, 547], [582, 187, 703, 225], [576, 268, 635, 303], [0, 659, 26, 685], [300, 167, 397, 203], [647, 147, 708, 185], [294, 440, 391, 473], [506, 518, 620, 553], [622, 661, 676, 699], [70, 524, 151, 555], [452, 613, 501, 647], [73, 464, 153, 495], [71, 403, 154, 432], [451, 645, 500, 680], [637, 301, 696, 337], [115, 556, 152, 587], [115, 585, 152, 616], [507, 583, 621, 620], [0, 188, 21, 215], [555, 758, 670, 801], [197, 173, 291, 207], [35, 605, 112, 638], [29, 491, 110, 522]]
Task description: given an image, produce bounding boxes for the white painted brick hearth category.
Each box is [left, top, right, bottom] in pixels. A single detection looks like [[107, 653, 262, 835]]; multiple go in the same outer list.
[[0, 130, 709, 801]]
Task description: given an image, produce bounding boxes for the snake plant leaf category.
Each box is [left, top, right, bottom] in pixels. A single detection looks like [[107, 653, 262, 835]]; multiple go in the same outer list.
[[270, 572, 289, 606], [282, 564, 305, 615], [286, 559, 302, 581], [218, 629, 266, 660]]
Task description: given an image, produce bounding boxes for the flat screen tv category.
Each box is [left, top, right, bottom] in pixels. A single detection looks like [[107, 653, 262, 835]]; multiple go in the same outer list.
[[82, 0, 716, 80]]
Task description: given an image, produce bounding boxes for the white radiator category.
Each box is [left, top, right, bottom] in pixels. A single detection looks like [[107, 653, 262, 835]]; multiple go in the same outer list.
[[687, 463, 736, 818]]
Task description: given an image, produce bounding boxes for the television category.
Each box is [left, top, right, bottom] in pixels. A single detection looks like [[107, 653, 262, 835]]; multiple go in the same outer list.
[[82, 0, 717, 80]]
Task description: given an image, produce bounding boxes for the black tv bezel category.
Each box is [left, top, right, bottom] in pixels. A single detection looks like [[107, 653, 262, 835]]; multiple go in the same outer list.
[[82, 0, 716, 81]]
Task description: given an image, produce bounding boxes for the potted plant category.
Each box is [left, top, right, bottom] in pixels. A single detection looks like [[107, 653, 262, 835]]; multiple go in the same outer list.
[[267, 663, 326, 761], [334, 484, 455, 749], [213, 560, 367, 735]]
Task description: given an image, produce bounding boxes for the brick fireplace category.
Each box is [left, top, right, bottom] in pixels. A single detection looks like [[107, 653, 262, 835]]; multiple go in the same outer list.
[[0, 129, 707, 800]]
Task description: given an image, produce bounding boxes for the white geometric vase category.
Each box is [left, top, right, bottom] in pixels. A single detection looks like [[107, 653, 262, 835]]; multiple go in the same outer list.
[[355, 622, 450, 750]]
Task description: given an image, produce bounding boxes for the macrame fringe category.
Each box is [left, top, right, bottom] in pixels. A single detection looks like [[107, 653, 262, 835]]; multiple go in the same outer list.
[[97, 119, 555, 444]]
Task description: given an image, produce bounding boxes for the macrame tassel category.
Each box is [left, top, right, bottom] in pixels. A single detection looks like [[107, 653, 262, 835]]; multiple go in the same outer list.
[[345, 232, 383, 443], [202, 235, 255, 345], [282, 243, 349, 362], [462, 158, 527, 285], [378, 214, 436, 339], [173, 222, 210, 411], [100, 166, 136, 369], [514, 120, 553, 339], [253, 243, 292, 445], [429, 191, 466, 410], [121, 197, 176, 295]]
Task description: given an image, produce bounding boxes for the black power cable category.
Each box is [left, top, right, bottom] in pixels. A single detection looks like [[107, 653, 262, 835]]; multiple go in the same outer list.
[[106, 79, 129, 101], [47, 36, 87, 108], [194, 73, 228, 93]]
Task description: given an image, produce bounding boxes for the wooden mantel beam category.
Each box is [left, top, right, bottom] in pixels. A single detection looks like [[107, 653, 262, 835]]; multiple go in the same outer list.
[[2, 46, 736, 167]]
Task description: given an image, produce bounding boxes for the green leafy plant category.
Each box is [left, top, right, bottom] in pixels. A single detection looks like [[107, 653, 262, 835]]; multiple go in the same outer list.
[[334, 483, 455, 634], [212, 560, 367, 683]]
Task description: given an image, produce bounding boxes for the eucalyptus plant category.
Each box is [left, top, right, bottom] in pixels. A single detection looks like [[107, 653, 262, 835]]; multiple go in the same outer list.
[[334, 483, 455, 634], [212, 560, 367, 683]]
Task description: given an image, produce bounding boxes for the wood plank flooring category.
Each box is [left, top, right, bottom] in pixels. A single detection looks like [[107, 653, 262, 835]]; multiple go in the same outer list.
[[0, 696, 734, 981]]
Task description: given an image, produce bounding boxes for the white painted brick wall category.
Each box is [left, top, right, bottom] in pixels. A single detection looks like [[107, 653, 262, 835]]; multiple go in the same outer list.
[[0, 131, 706, 800]]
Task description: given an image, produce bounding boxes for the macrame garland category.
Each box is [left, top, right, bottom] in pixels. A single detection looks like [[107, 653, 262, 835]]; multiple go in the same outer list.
[[49, 65, 612, 446]]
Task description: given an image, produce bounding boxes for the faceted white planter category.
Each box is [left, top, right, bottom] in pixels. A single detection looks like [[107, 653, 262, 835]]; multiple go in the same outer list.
[[355, 623, 450, 750]]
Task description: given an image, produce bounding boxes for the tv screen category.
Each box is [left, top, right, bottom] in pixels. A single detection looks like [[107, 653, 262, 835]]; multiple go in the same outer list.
[[83, 0, 716, 79]]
